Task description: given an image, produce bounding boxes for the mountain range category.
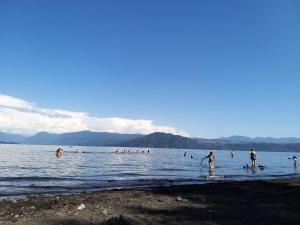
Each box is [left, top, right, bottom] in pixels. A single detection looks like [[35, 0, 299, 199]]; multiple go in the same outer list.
[[219, 136, 300, 144], [22, 131, 143, 146], [0, 132, 27, 143], [0, 131, 300, 152]]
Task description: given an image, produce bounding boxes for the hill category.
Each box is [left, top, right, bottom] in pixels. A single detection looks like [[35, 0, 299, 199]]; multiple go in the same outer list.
[[23, 131, 143, 146], [0, 132, 26, 143], [119, 132, 200, 149]]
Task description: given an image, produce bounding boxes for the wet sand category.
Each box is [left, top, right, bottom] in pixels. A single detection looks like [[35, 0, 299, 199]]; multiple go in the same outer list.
[[0, 179, 300, 225]]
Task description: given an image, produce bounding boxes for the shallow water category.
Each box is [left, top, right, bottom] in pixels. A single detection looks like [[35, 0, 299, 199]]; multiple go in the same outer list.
[[0, 144, 299, 198]]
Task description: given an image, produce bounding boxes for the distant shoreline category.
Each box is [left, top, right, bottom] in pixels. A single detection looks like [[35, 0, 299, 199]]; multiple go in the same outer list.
[[0, 141, 18, 145], [1, 142, 300, 153]]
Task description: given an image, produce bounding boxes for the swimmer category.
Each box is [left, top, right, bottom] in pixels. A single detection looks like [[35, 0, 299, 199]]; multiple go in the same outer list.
[[184, 152, 186, 157], [201, 152, 215, 169], [258, 164, 265, 170], [56, 148, 64, 157], [243, 164, 250, 169], [191, 155, 194, 159], [249, 149, 257, 167]]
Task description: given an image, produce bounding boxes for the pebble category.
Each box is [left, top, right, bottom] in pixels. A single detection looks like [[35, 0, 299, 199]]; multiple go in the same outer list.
[[175, 196, 183, 202], [175, 196, 188, 203], [77, 204, 86, 210], [14, 215, 19, 218], [102, 209, 108, 216]]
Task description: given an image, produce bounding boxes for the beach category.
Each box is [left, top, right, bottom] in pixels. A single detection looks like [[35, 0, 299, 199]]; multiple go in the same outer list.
[[1, 178, 299, 225]]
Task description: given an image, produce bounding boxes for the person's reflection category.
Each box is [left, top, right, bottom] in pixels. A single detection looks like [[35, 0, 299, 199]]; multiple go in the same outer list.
[[244, 166, 257, 176], [250, 167, 256, 175], [209, 166, 214, 177]]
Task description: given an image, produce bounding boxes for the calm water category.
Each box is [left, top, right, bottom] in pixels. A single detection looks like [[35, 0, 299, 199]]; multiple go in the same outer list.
[[0, 144, 299, 198]]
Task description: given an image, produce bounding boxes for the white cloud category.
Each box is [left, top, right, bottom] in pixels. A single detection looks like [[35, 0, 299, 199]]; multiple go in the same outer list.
[[0, 93, 189, 136]]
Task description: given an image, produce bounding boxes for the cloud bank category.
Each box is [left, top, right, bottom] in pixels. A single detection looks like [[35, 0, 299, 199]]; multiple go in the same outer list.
[[0, 93, 189, 136]]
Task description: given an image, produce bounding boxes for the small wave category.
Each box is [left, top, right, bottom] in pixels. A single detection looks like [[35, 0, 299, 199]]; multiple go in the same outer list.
[[0, 176, 91, 182], [159, 168, 188, 172]]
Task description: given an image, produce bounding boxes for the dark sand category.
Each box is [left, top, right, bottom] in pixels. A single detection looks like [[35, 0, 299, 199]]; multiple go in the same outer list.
[[1, 179, 300, 225]]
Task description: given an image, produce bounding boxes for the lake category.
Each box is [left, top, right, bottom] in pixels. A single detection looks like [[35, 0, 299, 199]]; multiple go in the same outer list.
[[0, 144, 299, 198]]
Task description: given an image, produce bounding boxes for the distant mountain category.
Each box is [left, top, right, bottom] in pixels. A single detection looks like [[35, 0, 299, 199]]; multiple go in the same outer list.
[[219, 136, 300, 144], [0, 132, 26, 143], [23, 132, 60, 145], [119, 132, 300, 152], [23, 131, 143, 146], [219, 136, 253, 143], [119, 132, 200, 149]]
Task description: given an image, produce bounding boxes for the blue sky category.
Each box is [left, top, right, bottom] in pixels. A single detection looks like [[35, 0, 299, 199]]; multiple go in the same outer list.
[[0, 0, 300, 138]]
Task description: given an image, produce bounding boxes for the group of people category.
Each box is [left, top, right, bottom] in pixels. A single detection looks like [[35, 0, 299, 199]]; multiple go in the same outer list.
[[115, 149, 150, 154], [195, 148, 298, 171]]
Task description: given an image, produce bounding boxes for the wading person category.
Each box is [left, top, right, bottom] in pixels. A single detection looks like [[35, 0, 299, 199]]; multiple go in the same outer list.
[[56, 148, 64, 157], [288, 156, 297, 168], [249, 149, 256, 167], [201, 151, 215, 169]]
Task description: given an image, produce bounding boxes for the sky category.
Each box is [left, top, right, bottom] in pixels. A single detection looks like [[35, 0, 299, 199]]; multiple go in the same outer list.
[[0, 0, 299, 138]]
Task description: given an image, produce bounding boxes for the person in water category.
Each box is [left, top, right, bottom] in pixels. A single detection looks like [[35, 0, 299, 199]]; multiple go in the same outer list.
[[243, 164, 250, 169], [249, 149, 256, 167], [56, 148, 64, 157], [288, 156, 297, 167], [201, 152, 215, 168], [231, 151, 234, 158], [184, 152, 187, 157]]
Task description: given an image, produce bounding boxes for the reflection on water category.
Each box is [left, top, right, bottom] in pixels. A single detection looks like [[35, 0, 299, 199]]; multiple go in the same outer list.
[[0, 144, 299, 197], [208, 167, 214, 177]]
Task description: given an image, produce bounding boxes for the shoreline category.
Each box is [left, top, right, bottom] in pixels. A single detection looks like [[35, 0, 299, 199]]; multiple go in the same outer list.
[[2, 174, 299, 201], [1, 178, 299, 225]]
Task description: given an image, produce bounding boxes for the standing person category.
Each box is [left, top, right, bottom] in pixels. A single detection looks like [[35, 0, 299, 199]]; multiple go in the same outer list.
[[249, 149, 256, 167], [288, 156, 297, 168], [201, 152, 215, 169], [231, 151, 234, 158]]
